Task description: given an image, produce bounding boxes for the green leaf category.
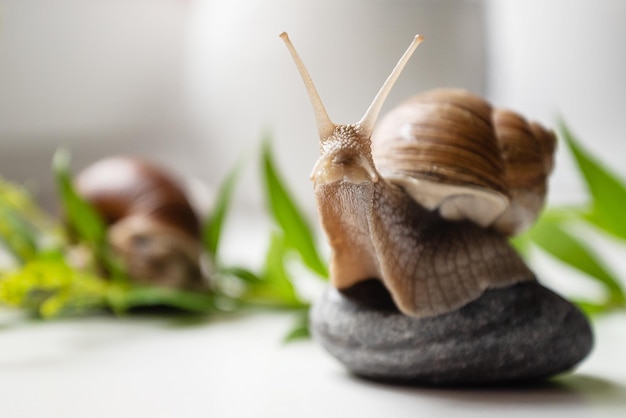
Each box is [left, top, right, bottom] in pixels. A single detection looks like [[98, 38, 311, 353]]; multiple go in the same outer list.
[[0, 176, 61, 262], [263, 232, 300, 303], [242, 231, 304, 308], [203, 160, 241, 260], [509, 233, 531, 258], [107, 285, 216, 314], [53, 149, 107, 246], [513, 206, 584, 258], [560, 121, 626, 240], [0, 176, 55, 228], [0, 254, 108, 318], [571, 299, 614, 316], [261, 140, 328, 278], [283, 323, 310, 342], [528, 216, 625, 305], [283, 308, 311, 343], [220, 266, 263, 284], [0, 202, 38, 262], [52, 149, 127, 282]]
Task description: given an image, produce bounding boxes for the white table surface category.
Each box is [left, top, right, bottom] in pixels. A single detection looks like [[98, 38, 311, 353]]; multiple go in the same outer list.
[[0, 307, 624, 418]]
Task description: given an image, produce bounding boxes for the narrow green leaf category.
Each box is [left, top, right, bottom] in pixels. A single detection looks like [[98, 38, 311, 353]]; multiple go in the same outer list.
[[283, 324, 310, 343], [528, 216, 625, 304], [0, 177, 61, 262], [52, 149, 127, 282], [0, 202, 38, 262], [242, 231, 304, 308], [263, 232, 300, 303], [261, 140, 328, 278], [509, 233, 531, 258], [203, 160, 242, 260], [53, 149, 107, 245], [220, 266, 263, 284], [283, 308, 311, 343], [513, 207, 585, 258], [571, 299, 614, 316], [0, 176, 58, 232], [560, 121, 626, 240]]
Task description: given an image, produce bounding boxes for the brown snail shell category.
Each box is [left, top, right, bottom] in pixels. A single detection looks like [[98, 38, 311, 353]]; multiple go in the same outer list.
[[372, 88, 556, 236], [491, 109, 556, 235], [372, 89, 509, 229], [75, 157, 206, 289]]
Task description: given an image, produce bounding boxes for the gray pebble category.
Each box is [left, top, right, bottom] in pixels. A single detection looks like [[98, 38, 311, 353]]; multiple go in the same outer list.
[[311, 279, 593, 385]]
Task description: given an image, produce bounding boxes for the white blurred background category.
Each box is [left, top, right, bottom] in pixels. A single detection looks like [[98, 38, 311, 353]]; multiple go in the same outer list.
[[0, 0, 624, 216]]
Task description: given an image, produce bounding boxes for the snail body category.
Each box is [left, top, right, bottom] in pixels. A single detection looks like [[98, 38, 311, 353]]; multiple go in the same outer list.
[[281, 33, 555, 318], [75, 157, 205, 290]]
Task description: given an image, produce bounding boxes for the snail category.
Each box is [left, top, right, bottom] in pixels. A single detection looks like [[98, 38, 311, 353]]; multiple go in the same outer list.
[[75, 157, 207, 290], [280, 33, 556, 318]]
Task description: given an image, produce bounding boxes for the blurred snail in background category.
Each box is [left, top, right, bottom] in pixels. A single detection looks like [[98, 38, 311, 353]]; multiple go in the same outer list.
[[281, 33, 556, 318], [75, 157, 207, 290]]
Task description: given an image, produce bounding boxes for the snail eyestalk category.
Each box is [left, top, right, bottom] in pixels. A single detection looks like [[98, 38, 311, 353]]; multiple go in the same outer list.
[[358, 34, 424, 138], [280, 32, 336, 140]]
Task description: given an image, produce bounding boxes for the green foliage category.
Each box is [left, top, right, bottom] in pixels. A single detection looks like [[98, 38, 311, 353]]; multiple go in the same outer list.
[[53, 150, 127, 282], [242, 231, 305, 309], [0, 251, 219, 318], [53, 149, 107, 247], [0, 142, 322, 330], [0, 152, 226, 319], [0, 201, 39, 263], [261, 140, 328, 278], [559, 121, 626, 241], [0, 252, 108, 318], [0, 177, 60, 263], [106, 285, 218, 314], [518, 121, 626, 315], [527, 217, 625, 305], [203, 160, 241, 262], [200, 146, 316, 315], [282, 308, 311, 343]]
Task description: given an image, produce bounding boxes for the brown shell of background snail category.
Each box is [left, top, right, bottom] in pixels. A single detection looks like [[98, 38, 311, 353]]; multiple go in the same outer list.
[[75, 157, 206, 290], [281, 32, 556, 318]]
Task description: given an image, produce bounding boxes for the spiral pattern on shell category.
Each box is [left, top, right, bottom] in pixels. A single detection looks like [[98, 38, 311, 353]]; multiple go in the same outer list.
[[371, 88, 556, 235], [492, 109, 556, 235]]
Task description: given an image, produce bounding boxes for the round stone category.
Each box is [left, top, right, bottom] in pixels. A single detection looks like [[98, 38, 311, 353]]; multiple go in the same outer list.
[[311, 279, 593, 385]]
